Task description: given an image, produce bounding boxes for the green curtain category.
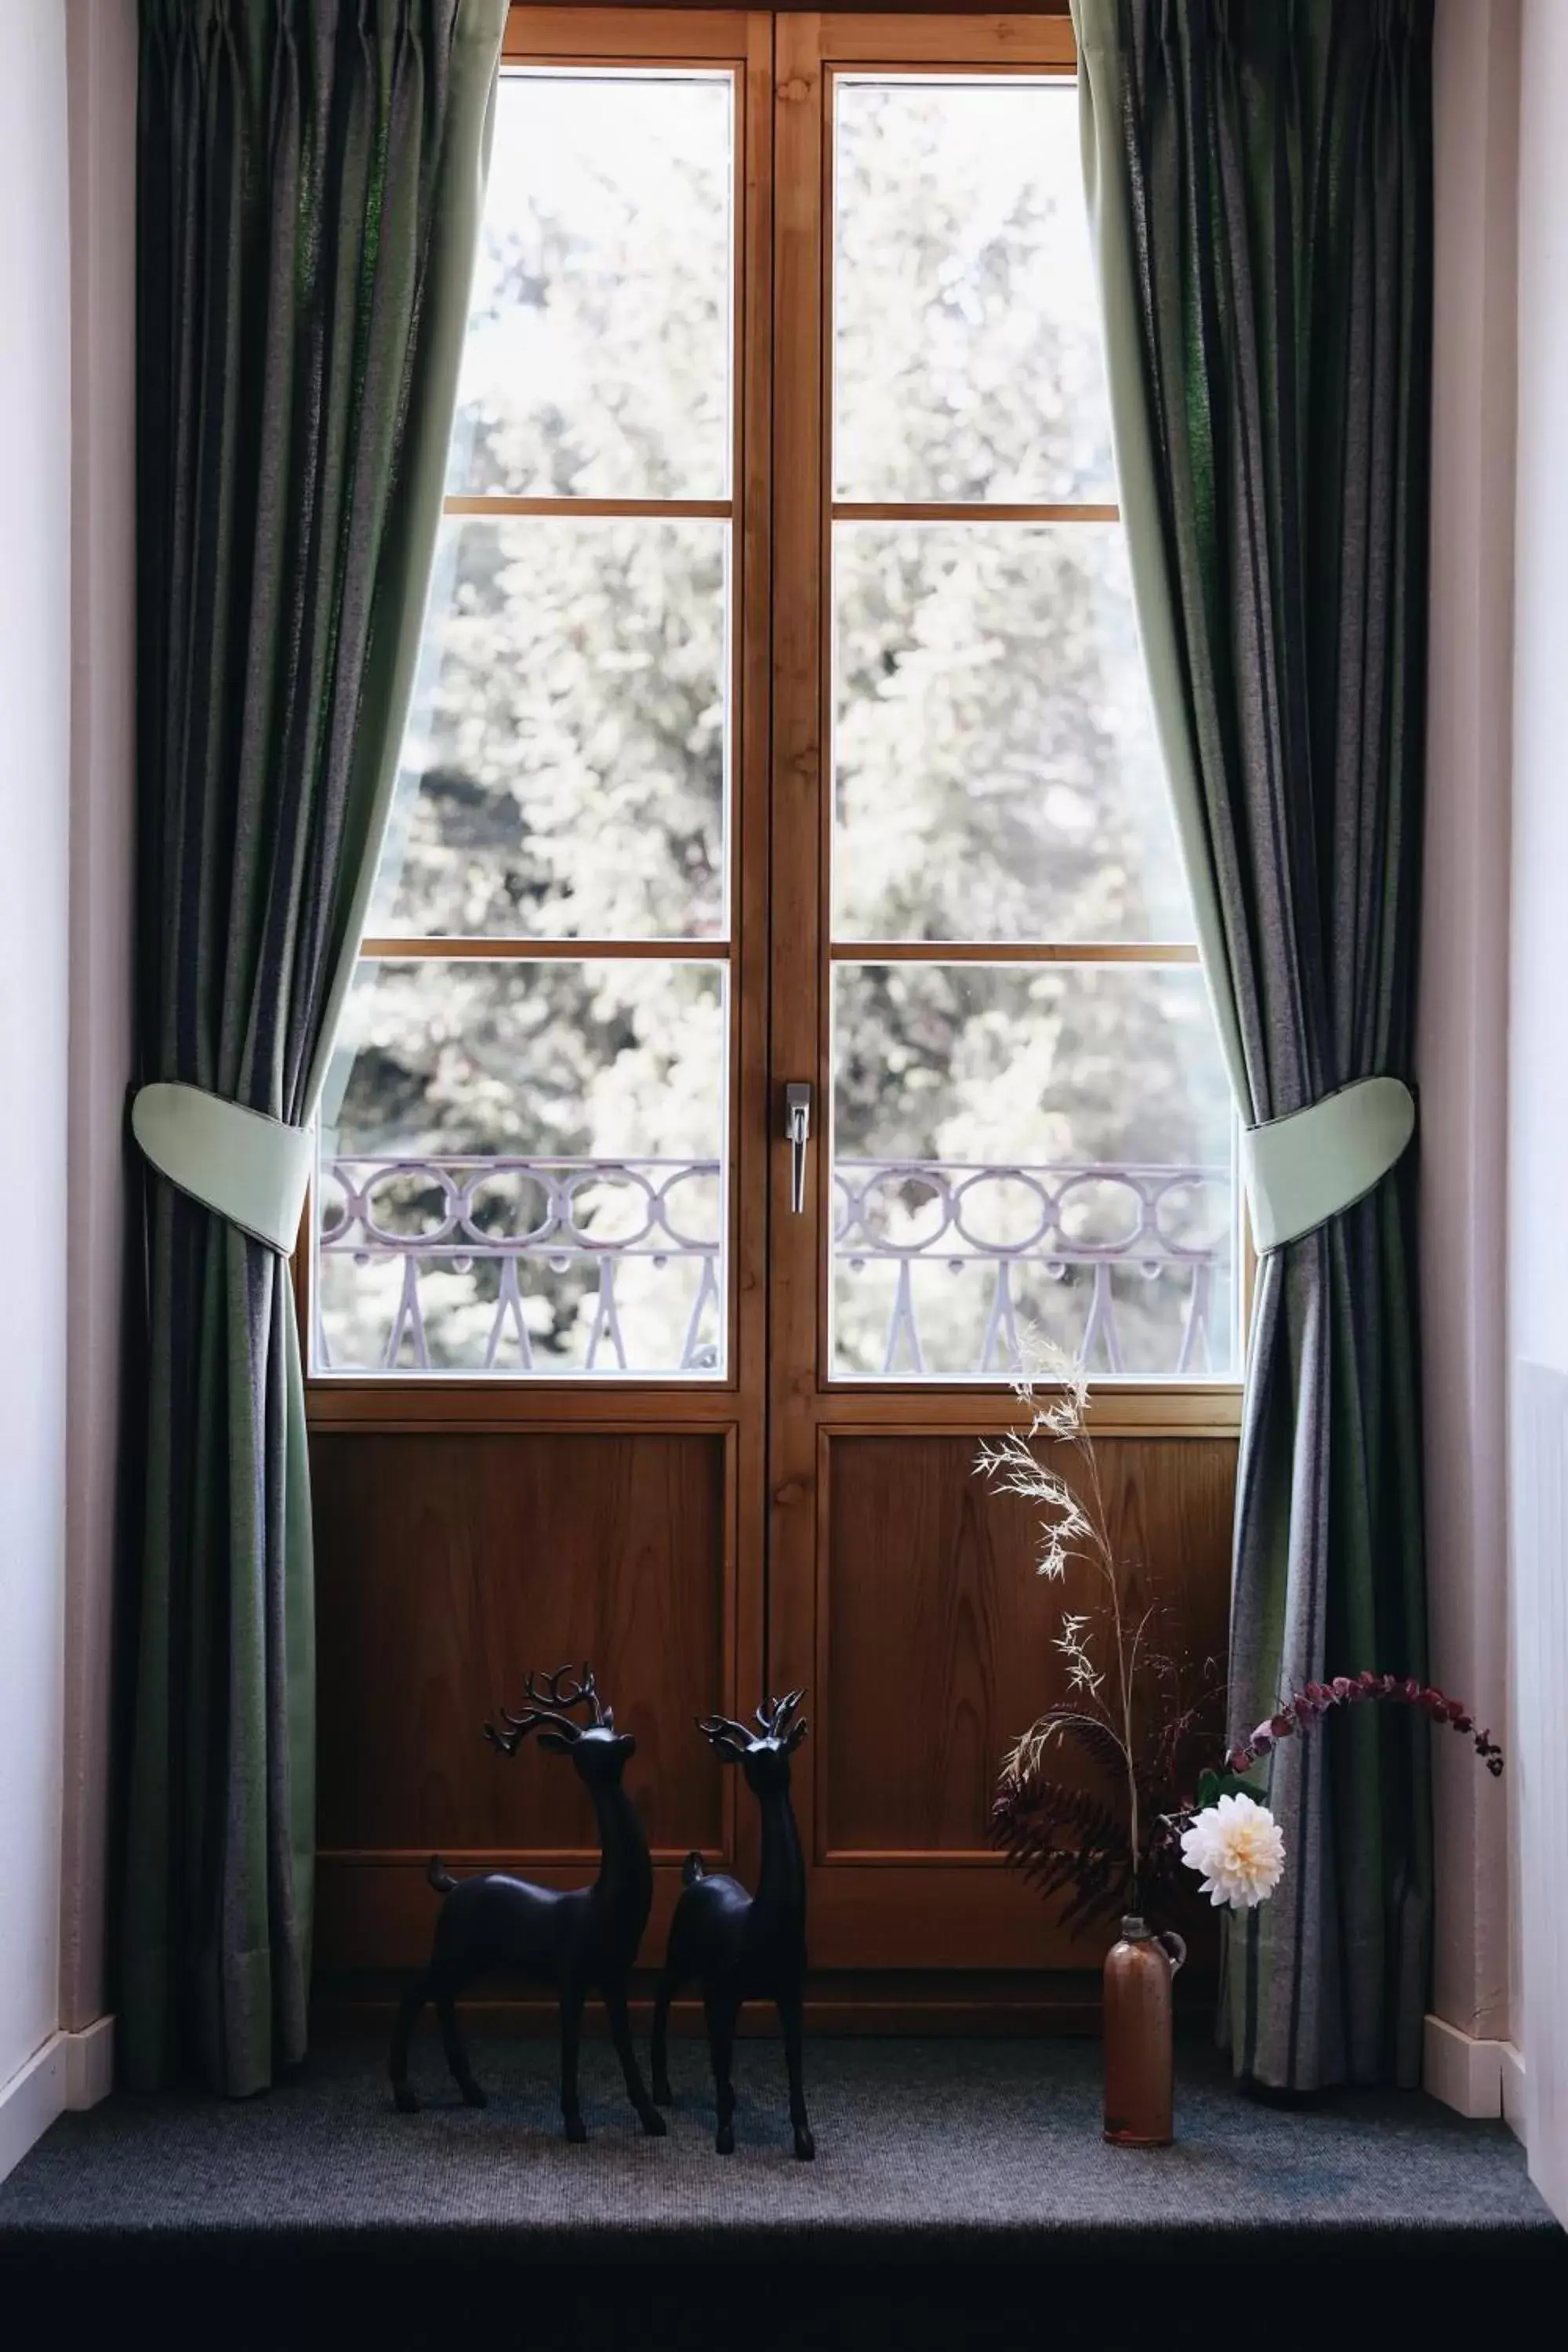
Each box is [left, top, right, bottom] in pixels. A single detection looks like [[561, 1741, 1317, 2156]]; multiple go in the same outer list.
[[127, 0, 506, 2096], [1071, 0, 1434, 2087]]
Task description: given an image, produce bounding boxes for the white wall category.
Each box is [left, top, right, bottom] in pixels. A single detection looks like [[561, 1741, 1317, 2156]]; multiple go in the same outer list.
[[60, 0, 136, 2042], [1421, 0, 1517, 2067], [0, 0, 72, 2135], [1512, 0, 1568, 2228]]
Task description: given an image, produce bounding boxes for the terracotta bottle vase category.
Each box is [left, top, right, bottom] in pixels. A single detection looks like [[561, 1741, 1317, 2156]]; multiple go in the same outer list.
[[1102, 1915, 1187, 2146]]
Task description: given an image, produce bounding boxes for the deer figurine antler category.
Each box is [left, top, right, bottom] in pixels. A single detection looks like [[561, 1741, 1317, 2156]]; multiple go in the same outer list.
[[390, 1661, 661, 2144], [484, 1662, 609, 1754], [652, 1690, 814, 2158]]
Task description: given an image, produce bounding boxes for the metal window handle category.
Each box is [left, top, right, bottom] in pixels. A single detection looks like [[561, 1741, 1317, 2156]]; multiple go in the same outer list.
[[785, 1082, 812, 1214]]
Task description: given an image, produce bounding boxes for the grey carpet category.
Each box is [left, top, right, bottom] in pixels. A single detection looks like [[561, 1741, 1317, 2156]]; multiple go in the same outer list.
[[0, 2035, 1556, 2259]]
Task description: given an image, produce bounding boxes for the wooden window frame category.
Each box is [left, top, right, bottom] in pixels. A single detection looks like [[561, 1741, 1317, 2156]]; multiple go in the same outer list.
[[307, 8, 775, 1432], [770, 9, 1242, 1433], [303, 5, 1244, 1441]]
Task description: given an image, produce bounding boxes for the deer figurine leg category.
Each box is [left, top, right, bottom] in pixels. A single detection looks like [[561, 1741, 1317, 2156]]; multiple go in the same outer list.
[[651, 1969, 677, 2107], [436, 1981, 487, 2109], [604, 1980, 666, 2135], [390, 1971, 430, 2112], [778, 1985, 815, 2161], [704, 1981, 741, 2154], [558, 1976, 589, 2143], [390, 1950, 487, 2112]]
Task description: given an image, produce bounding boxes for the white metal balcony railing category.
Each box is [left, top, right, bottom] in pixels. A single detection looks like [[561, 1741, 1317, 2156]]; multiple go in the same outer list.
[[316, 1152, 1230, 1377]]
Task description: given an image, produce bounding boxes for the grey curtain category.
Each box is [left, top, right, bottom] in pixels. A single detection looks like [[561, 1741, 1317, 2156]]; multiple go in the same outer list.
[[126, 0, 506, 2096], [1071, 0, 1435, 2087]]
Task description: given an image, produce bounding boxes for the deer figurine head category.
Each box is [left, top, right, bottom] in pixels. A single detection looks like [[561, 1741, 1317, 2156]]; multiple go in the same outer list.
[[484, 1662, 637, 1788], [696, 1688, 808, 1795]]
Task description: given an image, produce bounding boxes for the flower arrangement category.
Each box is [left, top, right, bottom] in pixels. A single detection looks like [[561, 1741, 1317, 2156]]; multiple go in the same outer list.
[[980, 1348, 1503, 1926]]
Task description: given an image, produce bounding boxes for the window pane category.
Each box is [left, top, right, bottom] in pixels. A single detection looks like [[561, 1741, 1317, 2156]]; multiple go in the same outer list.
[[448, 72, 732, 500], [833, 522, 1192, 943], [831, 963, 1236, 1380], [370, 517, 729, 942], [314, 960, 728, 1377], [834, 79, 1112, 503]]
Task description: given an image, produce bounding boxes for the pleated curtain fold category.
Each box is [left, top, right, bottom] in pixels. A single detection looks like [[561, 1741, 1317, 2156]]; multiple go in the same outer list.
[[125, 0, 506, 2096], [1069, 0, 1436, 2087]]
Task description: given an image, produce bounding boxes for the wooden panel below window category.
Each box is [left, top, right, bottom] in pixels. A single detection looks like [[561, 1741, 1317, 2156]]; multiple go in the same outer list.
[[312, 1429, 731, 1887], [819, 1433, 1236, 1860]]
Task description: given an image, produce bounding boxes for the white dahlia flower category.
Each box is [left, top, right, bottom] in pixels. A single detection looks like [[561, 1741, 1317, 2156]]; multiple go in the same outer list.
[[1179, 1792, 1286, 1910]]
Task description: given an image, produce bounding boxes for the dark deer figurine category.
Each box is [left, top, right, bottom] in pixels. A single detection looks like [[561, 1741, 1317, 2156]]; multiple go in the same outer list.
[[389, 1664, 666, 2143], [651, 1691, 814, 2159]]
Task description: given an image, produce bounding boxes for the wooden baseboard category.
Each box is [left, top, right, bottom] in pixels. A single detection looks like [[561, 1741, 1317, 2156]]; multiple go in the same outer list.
[[312, 1968, 1220, 2041]]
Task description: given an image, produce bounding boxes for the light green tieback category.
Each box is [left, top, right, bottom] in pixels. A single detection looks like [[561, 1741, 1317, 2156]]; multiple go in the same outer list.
[[1241, 1076, 1416, 1253], [131, 1081, 312, 1254]]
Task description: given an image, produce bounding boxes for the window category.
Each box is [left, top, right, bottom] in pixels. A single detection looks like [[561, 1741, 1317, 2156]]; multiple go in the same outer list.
[[310, 14, 1237, 1386], [314, 64, 740, 1378], [825, 72, 1233, 1381]]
